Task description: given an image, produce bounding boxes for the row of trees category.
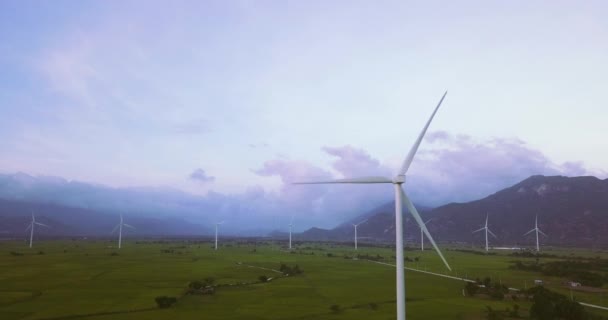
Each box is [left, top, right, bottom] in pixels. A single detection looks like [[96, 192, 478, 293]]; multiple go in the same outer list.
[[510, 260, 606, 287]]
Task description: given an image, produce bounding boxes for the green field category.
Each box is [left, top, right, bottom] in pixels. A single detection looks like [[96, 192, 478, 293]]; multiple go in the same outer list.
[[1, 240, 607, 320]]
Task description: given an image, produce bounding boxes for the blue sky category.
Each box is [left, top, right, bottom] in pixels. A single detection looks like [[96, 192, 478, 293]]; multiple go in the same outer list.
[[1, 1, 607, 228]]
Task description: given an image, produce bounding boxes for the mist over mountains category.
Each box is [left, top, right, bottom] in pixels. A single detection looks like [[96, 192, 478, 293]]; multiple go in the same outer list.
[[1, 172, 607, 246]]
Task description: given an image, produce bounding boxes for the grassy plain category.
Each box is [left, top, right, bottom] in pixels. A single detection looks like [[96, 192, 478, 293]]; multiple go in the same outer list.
[[0, 239, 607, 320]]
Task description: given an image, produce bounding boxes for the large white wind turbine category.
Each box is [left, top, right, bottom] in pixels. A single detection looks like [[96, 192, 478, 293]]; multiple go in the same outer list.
[[352, 219, 367, 250], [295, 92, 451, 320], [524, 215, 547, 252], [214, 221, 224, 250], [288, 215, 295, 250], [26, 214, 49, 248], [420, 218, 432, 251], [111, 214, 134, 249], [472, 214, 496, 252]]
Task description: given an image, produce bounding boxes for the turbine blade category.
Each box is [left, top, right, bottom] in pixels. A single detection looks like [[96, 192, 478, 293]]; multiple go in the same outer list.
[[35, 222, 50, 228], [424, 218, 433, 225], [25, 223, 32, 231], [487, 229, 497, 238], [472, 227, 485, 233], [293, 176, 392, 184], [402, 189, 451, 271], [523, 229, 535, 236], [538, 229, 548, 237], [399, 91, 448, 175], [358, 219, 368, 225], [111, 225, 119, 234], [123, 223, 135, 229]]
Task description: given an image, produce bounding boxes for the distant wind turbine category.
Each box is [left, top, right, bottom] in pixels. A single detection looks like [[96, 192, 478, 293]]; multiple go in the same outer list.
[[353, 219, 367, 250], [26, 213, 49, 248], [472, 214, 496, 252], [420, 218, 432, 251], [288, 215, 295, 250], [294, 91, 451, 320], [214, 221, 224, 250], [524, 215, 547, 252], [111, 213, 134, 249]]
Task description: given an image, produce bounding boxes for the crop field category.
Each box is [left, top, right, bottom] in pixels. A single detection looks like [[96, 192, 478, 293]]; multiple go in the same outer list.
[[1, 239, 607, 320]]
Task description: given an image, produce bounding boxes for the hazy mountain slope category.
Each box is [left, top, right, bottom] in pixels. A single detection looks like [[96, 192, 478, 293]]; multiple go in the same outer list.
[[298, 176, 608, 247], [0, 198, 209, 237]]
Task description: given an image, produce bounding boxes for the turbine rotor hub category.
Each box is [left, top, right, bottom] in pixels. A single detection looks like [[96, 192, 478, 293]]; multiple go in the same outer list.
[[393, 174, 406, 184]]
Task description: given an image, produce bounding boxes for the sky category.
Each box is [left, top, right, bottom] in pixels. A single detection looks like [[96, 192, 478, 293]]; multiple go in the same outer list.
[[1, 1, 607, 230]]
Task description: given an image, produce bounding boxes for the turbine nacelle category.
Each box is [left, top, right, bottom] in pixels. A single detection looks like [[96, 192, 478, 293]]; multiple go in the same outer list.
[[393, 175, 406, 184]]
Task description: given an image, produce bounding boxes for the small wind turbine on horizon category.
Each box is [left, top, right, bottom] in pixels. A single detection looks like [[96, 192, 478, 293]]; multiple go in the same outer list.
[[294, 91, 452, 320], [214, 221, 224, 250], [420, 218, 432, 251], [26, 213, 49, 248], [472, 214, 496, 252], [288, 215, 295, 250], [524, 214, 547, 252], [352, 219, 367, 250], [111, 213, 134, 249]]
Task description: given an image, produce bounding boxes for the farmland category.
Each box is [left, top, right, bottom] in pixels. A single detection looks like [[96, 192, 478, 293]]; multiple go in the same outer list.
[[1, 240, 607, 320]]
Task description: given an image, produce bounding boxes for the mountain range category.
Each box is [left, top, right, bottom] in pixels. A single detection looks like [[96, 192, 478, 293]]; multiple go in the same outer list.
[[297, 175, 608, 247], [1, 172, 607, 247]]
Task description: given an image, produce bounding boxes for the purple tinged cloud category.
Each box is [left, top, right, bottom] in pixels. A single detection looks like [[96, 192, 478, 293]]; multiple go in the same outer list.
[[404, 131, 600, 205], [189, 168, 215, 184]]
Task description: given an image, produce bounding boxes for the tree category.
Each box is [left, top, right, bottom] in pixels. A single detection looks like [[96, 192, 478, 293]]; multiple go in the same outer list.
[[330, 304, 341, 313], [258, 275, 269, 282]]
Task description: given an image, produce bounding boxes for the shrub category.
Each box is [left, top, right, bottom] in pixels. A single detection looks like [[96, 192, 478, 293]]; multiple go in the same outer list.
[[258, 275, 269, 282], [9, 251, 23, 256], [203, 277, 215, 286], [189, 280, 204, 290], [154, 296, 177, 309], [330, 304, 341, 313], [465, 282, 479, 296]]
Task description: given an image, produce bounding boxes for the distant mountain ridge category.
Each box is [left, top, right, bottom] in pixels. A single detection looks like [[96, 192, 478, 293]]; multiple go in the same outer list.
[[297, 175, 608, 247], [0, 198, 209, 237], [1, 173, 607, 246]]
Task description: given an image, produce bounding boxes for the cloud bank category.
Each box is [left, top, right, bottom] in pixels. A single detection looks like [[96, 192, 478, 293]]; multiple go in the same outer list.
[[1, 133, 602, 233]]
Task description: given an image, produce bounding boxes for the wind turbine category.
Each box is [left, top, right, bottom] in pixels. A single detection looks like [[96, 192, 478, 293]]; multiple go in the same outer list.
[[524, 215, 547, 252], [353, 219, 367, 250], [214, 221, 224, 250], [294, 92, 451, 320], [288, 215, 295, 250], [26, 214, 49, 248], [111, 213, 134, 249], [472, 214, 496, 252], [420, 218, 432, 251]]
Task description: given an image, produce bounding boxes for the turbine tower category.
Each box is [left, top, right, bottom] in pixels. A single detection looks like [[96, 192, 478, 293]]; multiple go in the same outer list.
[[214, 221, 224, 250], [420, 218, 432, 251], [472, 214, 496, 252], [352, 219, 367, 250], [289, 215, 294, 250], [295, 92, 451, 320], [524, 215, 547, 252], [26, 214, 49, 248], [111, 213, 134, 249]]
